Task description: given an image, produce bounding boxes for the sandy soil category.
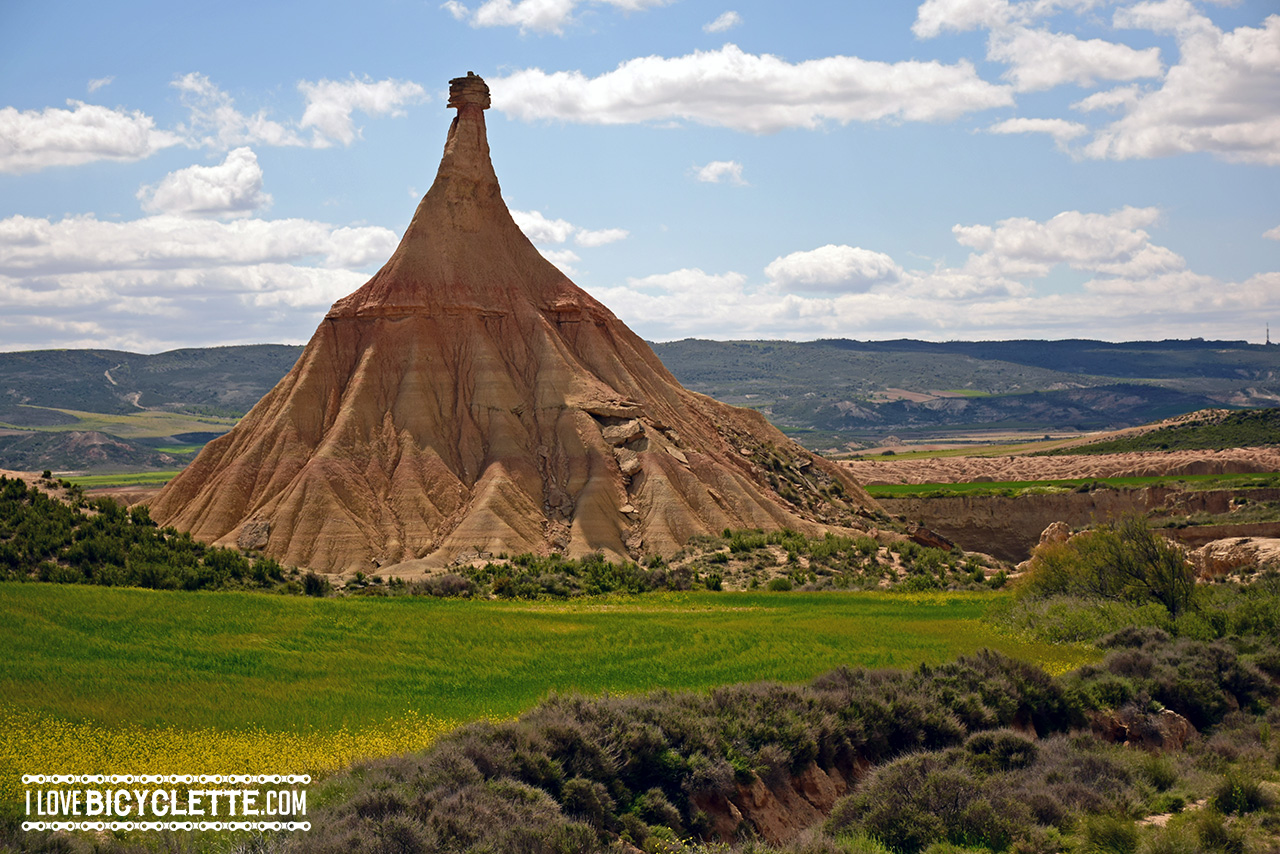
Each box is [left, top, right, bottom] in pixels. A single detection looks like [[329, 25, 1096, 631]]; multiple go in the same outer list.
[[844, 447, 1280, 485]]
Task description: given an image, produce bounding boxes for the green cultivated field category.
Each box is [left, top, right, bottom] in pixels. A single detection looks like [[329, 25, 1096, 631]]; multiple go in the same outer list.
[[0, 584, 1093, 732], [65, 471, 180, 488]]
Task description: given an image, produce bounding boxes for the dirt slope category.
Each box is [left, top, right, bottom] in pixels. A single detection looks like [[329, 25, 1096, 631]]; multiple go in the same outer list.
[[846, 447, 1280, 485]]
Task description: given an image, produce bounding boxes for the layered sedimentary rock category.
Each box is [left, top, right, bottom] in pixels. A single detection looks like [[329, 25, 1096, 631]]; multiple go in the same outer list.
[[150, 73, 878, 574]]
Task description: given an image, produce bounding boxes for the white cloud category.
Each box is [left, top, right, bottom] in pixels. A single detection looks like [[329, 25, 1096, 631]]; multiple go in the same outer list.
[[87, 76, 114, 93], [764, 245, 902, 293], [539, 248, 581, 274], [694, 160, 746, 185], [575, 227, 629, 247], [1084, 10, 1280, 164], [704, 11, 742, 33], [989, 117, 1088, 147], [583, 206, 1272, 343], [914, 0, 1016, 38], [0, 212, 398, 351], [297, 77, 427, 147], [0, 214, 396, 275], [952, 207, 1185, 279], [511, 209, 577, 243], [511, 208, 628, 248], [1073, 85, 1142, 113], [174, 73, 308, 149], [987, 27, 1163, 91], [492, 44, 1013, 133], [1265, 225, 1280, 241], [137, 147, 272, 218], [444, 0, 671, 34], [174, 73, 425, 151], [0, 100, 182, 174], [912, 0, 1110, 38]]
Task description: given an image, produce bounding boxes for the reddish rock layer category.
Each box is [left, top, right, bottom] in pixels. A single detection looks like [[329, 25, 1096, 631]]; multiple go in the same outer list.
[[150, 73, 876, 574]]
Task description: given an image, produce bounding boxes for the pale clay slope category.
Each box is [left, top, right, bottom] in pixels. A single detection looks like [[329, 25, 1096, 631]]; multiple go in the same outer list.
[[845, 447, 1280, 485], [148, 74, 875, 576]]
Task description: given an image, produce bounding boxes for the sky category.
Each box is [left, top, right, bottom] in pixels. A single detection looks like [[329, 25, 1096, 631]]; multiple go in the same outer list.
[[1, 0, 1278, 353]]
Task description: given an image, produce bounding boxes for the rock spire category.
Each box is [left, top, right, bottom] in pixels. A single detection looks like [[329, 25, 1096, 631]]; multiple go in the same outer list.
[[149, 73, 879, 574]]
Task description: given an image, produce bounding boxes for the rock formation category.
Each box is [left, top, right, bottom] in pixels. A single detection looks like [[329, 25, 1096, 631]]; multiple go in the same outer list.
[[150, 72, 878, 574]]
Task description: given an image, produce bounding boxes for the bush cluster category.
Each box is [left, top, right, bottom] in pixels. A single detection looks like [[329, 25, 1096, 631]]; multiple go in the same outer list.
[[0, 475, 287, 591], [265, 651, 1081, 853]]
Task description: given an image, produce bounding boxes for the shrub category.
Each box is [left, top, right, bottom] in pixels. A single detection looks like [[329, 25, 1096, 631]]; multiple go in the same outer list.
[[1211, 773, 1269, 815], [1018, 516, 1197, 618], [302, 571, 330, 596], [1081, 814, 1139, 854], [766, 577, 793, 592]]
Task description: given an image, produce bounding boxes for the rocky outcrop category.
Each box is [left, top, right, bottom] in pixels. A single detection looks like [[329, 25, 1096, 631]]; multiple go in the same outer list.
[[1190, 536, 1280, 577], [693, 761, 861, 845], [149, 73, 877, 574], [1089, 707, 1196, 752]]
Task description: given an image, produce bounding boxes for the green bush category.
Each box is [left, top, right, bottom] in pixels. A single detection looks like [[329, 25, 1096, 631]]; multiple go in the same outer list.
[[1019, 516, 1197, 618]]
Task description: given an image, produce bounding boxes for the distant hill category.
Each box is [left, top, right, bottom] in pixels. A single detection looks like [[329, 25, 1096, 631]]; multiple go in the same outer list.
[[1, 338, 1278, 469], [0, 345, 304, 418], [652, 338, 1280, 446], [1037, 408, 1280, 456], [0, 430, 190, 472]]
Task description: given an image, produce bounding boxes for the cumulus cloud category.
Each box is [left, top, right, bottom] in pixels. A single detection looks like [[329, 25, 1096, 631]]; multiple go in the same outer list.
[[491, 45, 1013, 133], [580, 205, 1270, 343], [1266, 225, 1280, 241], [511, 208, 628, 248], [952, 207, 1186, 279], [0, 213, 396, 276], [174, 73, 308, 149], [694, 160, 746, 185], [0, 100, 182, 174], [987, 27, 1163, 91], [1073, 86, 1142, 113], [175, 73, 425, 151], [704, 11, 742, 33], [912, 0, 1109, 39], [0, 212, 398, 350], [575, 227, 628, 247], [443, 0, 671, 34], [87, 76, 114, 93], [764, 245, 902, 293], [511, 209, 577, 244], [538, 248, 582, 274], [989, 117, 1088, 148], [137, 147, 272, 218], [1083, 9, 1280, 164], [297, 77, 427, 147]]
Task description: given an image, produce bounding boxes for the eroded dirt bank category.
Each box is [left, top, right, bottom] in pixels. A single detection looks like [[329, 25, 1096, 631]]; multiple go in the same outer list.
[[881, 487, 1280, 562], [845, 447, 1280, 485]]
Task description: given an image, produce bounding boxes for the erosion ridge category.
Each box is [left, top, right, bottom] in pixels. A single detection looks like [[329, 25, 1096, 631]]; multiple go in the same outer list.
[[148, 73, 877, 575]]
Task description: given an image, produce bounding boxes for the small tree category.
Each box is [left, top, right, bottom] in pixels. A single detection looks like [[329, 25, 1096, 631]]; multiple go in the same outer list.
[[1020, 515, 1196, 618]]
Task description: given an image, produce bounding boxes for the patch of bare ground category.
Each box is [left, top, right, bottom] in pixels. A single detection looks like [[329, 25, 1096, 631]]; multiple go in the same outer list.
[[846, 447, 1280, 485], [0, 468, 79, 501]]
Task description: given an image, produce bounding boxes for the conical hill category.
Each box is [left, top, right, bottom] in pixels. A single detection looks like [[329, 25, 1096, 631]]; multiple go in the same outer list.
[[149, 73, 880, 574]]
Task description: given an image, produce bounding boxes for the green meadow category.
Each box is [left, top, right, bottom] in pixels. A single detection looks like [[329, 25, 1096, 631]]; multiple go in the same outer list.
[[0, 584, 1093, 732], [0, 584, 1101, 804]]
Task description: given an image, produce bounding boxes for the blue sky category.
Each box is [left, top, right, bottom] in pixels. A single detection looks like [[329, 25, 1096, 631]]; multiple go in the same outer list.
[[1, 0, 1278, 352]]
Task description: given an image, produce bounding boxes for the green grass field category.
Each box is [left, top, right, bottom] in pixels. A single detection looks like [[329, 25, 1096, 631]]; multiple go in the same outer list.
[[0, 406, 236, 440], [65, 471, 180, 488], [0, 584, 1096, 799], [0, 584, 1093, 731]]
